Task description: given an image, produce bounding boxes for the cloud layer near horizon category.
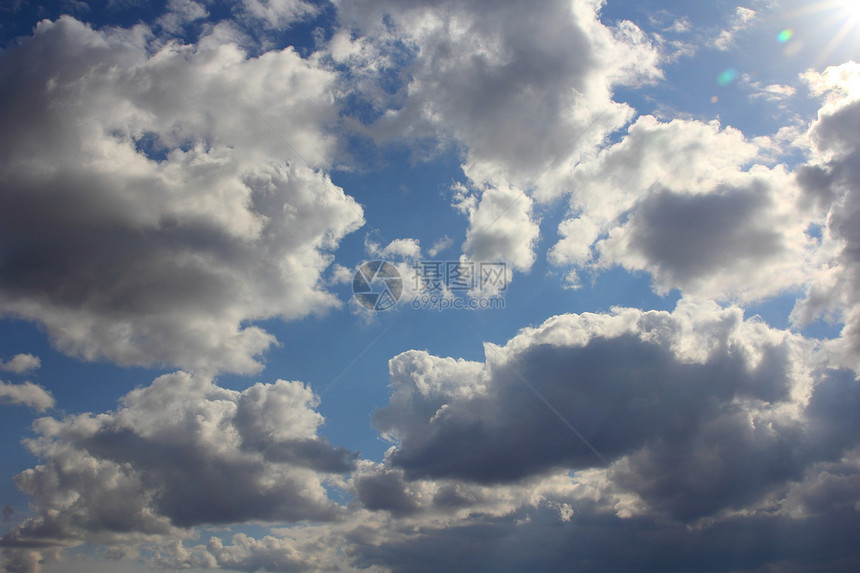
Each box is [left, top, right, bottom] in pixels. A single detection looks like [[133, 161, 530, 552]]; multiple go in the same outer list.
[[1, 371, 354, 568]]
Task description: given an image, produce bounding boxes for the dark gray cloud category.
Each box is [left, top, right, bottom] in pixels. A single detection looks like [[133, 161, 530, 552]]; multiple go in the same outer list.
[[352, 465, 419, 517], [350, 503, 860, 573], [601, 184, 788, 290], [25, 302, 858, 573], [338, 303, 860, 571], [373, 300, 859, 523], [0, 372, 353, 558]]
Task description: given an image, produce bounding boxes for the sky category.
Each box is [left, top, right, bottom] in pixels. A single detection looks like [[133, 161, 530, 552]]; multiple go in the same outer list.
[[1, 0, 860, 571]]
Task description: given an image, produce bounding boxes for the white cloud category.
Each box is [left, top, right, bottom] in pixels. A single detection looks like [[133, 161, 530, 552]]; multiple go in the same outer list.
[[714, 6, 757, 51], [5, 6, 860, 573], [366, 237, 422, 260], [747, 80, 797, 102], [791, 62, 860, 370], [238, 0, 319, 29], [455, 181, 539, 272], [333, 0, 661, 272], [0, 17, 364, 374], [665, 17, 692, 34], [549, 115, 814, 301], [155, 0, 208, 34], [0, 381, 54, 412], [427, 236, 453, 258], [0, 353, 41, 374]]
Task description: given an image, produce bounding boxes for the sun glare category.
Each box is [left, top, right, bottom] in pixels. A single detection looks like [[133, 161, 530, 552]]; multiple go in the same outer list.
[[844, 0, 860, 19], [783, 0, 860, 64]]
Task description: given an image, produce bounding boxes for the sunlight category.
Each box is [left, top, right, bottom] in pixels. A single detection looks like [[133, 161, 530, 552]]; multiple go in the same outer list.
[[784, 0, 860, 64]]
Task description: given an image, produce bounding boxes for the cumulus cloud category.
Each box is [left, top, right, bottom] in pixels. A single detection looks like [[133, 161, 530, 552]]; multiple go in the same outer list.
[[381, 300, 775, 485], [5, 5, 860, 573], [549, 115, 814, 301], [0, 549, 43, 573], [171, 299, 860, 573], [0, 381, 54, 412], [0, 17, 364, 374], [0, 354, 40, 374], [454, 182, 539, 272], [791, 62, 860, 370], [0, 371, 353, 564], [331, 300, 860, 571], [372, 299, 859, 519], [333, 0, 660, 271], [6, 302, 860, 572]]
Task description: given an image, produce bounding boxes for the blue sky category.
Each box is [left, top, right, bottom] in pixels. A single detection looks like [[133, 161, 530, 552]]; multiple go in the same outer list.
[[1, 0, 860, 571]]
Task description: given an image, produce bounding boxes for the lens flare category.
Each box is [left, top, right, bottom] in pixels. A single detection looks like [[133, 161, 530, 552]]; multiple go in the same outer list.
[[717, 68, 738, 86], [778, 28, 794, 42]]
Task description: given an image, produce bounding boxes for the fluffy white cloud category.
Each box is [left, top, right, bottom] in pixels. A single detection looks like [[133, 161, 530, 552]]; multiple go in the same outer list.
[[0, 381, 54, 412], [550, 115, 814, 300], [0, 17, 364, 374], [0, 354, 40, 374], [0, 371, 353, 567], [365, 237, 422, 260], [333, 0, 660, 271], [791, 62, 860, 370], [454, 182, 539, 272]]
